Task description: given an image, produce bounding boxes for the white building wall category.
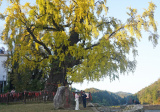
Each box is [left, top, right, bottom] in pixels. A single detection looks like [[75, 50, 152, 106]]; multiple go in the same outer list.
[[0, 54, 7, 81]]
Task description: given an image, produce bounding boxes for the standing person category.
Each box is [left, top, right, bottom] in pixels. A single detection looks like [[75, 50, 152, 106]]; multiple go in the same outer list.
[[11, 89, 15, 94], [82, 91, 87, 108], [75, 91, 80, 110], [11, 89, 16, 100]]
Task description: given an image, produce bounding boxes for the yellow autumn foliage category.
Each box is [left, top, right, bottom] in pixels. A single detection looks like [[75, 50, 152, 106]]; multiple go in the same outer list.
[[0, 0, 158, 84]]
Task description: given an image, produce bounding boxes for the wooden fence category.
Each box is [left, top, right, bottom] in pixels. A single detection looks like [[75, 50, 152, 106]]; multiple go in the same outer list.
[[0, 91, 92, 105], [0, 90, 56, 104]]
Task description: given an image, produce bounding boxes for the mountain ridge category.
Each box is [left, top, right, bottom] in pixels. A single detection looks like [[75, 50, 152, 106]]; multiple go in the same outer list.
[[83, 88, 129, 106], [73, 78, 160, 105]]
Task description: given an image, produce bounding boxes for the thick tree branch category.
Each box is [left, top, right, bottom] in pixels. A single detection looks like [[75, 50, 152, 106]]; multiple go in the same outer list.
[[26, 26, 52, 55], [15, 7, 52, 55], [84, 26, 124, 50], [85, 23, 139, 50], [51, 17, 64, 31]]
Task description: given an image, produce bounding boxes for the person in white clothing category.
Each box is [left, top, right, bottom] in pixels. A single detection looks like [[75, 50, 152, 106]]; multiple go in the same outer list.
[[75, 91, 80, 110]]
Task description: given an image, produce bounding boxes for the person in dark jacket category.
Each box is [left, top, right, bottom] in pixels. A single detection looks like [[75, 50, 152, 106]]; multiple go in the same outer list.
[[81, 91, 87, 108]]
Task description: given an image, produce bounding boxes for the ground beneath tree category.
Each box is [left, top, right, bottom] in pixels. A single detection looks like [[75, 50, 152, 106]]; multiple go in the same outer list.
[[0, 102, 93, 112], [1, 102, 160, 112]]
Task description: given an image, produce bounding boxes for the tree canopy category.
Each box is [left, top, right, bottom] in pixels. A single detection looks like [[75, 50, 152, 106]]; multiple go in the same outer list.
[[0, 0, 158, 89]]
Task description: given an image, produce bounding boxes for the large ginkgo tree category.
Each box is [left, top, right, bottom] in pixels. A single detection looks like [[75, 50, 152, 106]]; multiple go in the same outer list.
[[0, 0, 158, 92]]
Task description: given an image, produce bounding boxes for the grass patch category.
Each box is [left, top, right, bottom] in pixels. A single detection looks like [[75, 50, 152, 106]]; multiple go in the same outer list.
[[0, 102, 93, 112]]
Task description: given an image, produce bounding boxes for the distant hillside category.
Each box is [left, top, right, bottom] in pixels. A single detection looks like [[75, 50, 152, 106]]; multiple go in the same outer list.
[[85, 88, 126, 106], [72, 78, 160, 106], [115, 91, 132, 98], [85, 88, 101, 93], [136, 78, 160, 104]]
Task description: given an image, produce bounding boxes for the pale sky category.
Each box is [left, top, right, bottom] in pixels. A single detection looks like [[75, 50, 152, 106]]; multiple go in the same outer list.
[[72, 0, 160, 94], [0, 0, 160, 94]]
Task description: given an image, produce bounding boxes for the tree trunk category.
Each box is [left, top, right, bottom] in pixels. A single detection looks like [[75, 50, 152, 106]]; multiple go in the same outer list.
[[44, 29, 81, 99], [45, 66, 68, 89]]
